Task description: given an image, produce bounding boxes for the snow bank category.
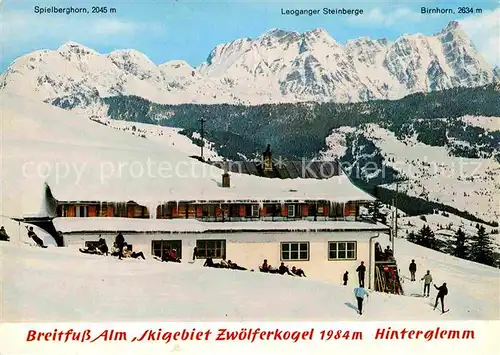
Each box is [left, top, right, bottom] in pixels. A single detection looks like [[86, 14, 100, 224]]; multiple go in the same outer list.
[[53, 217, 389, 234], [2, 240, 497, 322]]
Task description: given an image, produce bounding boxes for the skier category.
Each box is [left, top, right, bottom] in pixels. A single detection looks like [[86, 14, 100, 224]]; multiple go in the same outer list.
[[409, 259, 417, 281], [356, 261, 366, 287], [0, 226, 10, 242], [115, 232, 125, 260], [26, 226, 46, 248], [433, 282, 448, 313], [353, 285, 370, 315], [343, 271, 349, 286], [192, 247, 198, 261], [421, 270, 433, 297]]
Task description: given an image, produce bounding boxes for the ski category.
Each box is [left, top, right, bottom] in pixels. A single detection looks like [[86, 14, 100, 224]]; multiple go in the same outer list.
[[441, 310, 450, 314]]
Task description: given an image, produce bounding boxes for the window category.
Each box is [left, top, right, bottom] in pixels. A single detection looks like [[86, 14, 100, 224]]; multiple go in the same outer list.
[[287, 205, 295, 217], [114, 203, 127, 217], [281, 242, 309, 261], [75, 205, 88, 217], [329, 241, 357, 260], [196, 239, 226, 259], [264, 204, 280, 217], [202, 205, 215, 217], [308, 205, 316, 216], [251, 205, 259, 217], [151, 240, 182, 259]]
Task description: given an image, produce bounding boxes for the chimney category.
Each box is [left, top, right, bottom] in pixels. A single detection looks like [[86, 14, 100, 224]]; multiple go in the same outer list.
[[222, 159, 230, 188], [263, 144, 272, 172]]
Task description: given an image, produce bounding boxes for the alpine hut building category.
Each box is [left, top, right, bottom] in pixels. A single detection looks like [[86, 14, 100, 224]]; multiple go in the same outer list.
[[39, 145, 390, 288]]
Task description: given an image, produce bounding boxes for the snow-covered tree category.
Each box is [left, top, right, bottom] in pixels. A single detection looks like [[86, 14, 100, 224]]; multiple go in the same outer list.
[[469, 226, 496, 267], [415, 225, 438, 250], [446, 228, 469, 259]]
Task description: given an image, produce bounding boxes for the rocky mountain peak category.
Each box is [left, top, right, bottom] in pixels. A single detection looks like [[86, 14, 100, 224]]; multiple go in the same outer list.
[[57, 41, 98, 56], [1, 24, 496, 106]]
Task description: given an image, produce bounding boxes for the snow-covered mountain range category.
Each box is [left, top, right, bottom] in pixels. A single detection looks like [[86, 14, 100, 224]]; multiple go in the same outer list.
[[1, 21, 497, 105]]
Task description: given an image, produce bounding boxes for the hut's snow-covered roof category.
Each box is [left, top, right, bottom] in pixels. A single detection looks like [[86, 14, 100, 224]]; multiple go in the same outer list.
[[54, 217, 390, 234]]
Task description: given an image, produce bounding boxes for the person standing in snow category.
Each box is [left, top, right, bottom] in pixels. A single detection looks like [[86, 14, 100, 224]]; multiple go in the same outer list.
[[433, 283, 448, 313], [343, 271, 349, 286], [192, 247, 198, 261], [0, 226, 10, 242], [409, 259, 417, 281], [115, 232, 125, 260], [421, 270, 433, 297], [356, 261, 366, 287], [353, 285, 370, 315]]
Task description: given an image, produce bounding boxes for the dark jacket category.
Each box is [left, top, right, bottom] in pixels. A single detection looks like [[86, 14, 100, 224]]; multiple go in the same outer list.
[[343, 272, 348, 282], [435, 284, 448, 297], [356, 265, 366, 274], [0, 228, 9, 241], [204, 257, 214, 267], [279, 265, 292, 275], [409, 262, 417, 272], [115, 233, 125, 247]]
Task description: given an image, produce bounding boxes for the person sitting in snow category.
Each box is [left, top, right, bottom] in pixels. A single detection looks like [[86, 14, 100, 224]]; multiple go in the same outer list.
[[79, 243, 101, 255], [291, 266, 307, 277], [96, 236, 108, 255], [0, 226, 10, 242], [110, 242, 120, 257], [161, 247, 181, 262], [170, 248, 180, 262], [261, 259, 278, 273], [26, 226, 46, 248], [204, 254, 215, 267], [278, 262, 294, 276], [123, 244, 146, 260], [219, 256, 229, 268]]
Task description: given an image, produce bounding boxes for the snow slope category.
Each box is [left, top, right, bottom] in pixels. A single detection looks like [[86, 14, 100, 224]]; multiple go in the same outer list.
[[1, 236, 498, 322], [394, 212, 500, 249], [104, 119, 221, 161], [0, 92, 373, 219], [461, 116, 500, 132]]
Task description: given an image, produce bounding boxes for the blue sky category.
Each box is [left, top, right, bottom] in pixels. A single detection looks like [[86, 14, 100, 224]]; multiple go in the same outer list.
[[1, 0, 499, 71]]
